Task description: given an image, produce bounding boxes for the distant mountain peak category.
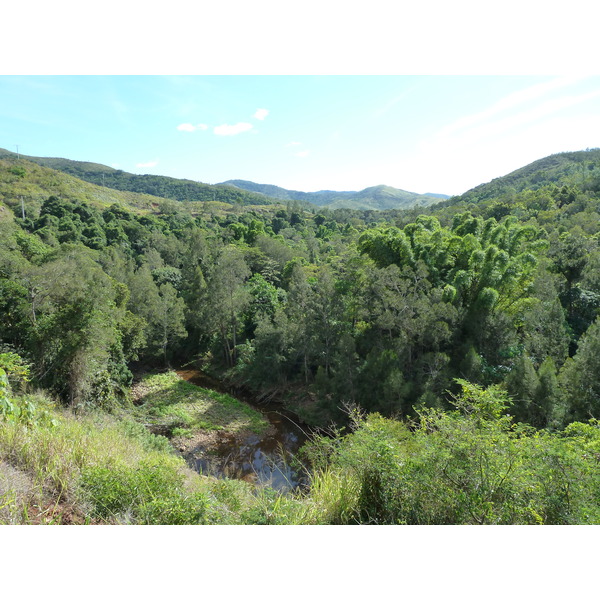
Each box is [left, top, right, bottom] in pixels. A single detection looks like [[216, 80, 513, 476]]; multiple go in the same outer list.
[[222, 180, 449, 210]]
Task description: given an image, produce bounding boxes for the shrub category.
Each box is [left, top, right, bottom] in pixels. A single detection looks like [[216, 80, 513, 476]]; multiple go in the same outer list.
[[137, 492, 208, 525], [304, 381, 600, 524], [79, 458, 188, 522]]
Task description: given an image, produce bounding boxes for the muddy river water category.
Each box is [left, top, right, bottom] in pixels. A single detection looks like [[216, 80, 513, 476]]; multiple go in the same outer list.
[[177, 370, 310, 492]]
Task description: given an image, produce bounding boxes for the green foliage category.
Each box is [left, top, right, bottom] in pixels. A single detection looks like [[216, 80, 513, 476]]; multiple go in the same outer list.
[[133, 371, 269, 437], [559, 316, 600, 423], [137, 491, 208, 525], [305, 382, 600, 524], [118, 418, 173, 453], [79, 458, 209, 524], [358, 227, 414, 269], [4, 148, 600, 525], [0, 162, 594, 429], [9, 165, 26, 178], [0, 351, 30, 385], [0, 352, 55, 426]]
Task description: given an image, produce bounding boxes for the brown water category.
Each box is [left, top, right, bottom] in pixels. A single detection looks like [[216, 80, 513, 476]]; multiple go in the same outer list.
[[177, 369, 310, 492]]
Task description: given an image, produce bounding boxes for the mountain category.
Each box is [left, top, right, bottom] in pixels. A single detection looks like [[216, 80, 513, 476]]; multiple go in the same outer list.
[[0, 147, 449, 212], [0, 148, 277, 207], [0, 153, 175, 218], [451, 148, 600, 205], [223, 179, 449, 210]]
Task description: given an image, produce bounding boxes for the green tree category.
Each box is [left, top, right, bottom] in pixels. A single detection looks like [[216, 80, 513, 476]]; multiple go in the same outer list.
[[505, 353, 539, 424], [559, 317, 600, 423], [19, 247, 130, 406], [156, 283, 187, 365], [532, 357, 560, 428], [204, 246, 251, 366]]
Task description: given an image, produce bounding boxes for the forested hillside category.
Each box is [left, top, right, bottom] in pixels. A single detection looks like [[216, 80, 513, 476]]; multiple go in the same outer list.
[[2, 149, 600, 524], [0, 148, 277, 206], [446, 148, 600, 206], [224, 179, 447, 210], [0, 149, 445, 211]]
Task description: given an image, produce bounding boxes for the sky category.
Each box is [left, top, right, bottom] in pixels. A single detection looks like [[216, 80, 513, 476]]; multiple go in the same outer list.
[[2, 75, 600, 197]]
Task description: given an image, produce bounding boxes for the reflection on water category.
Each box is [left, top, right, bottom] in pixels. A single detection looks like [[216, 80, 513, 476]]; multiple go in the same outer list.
[[177, 369, 309, 492], [194, 417, 308, 492]]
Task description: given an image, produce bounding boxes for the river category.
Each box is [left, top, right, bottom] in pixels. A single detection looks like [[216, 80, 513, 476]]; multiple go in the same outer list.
[[177, 369, 310, 492]]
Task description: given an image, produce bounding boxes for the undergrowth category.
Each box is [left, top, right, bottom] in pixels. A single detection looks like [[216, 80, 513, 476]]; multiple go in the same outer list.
[[4, 375, 600, 525], [0, 390, 271, 524]]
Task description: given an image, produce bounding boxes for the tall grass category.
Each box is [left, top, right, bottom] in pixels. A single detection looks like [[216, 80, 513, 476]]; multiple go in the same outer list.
[[0, 391, 257, 524]]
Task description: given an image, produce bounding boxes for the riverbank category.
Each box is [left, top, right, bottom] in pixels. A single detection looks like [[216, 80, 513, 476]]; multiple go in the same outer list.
[[132, 370, 310, 491], [0, 385, 313, 524], [5, 373, 599, 525], [131, 370, 270, 438]]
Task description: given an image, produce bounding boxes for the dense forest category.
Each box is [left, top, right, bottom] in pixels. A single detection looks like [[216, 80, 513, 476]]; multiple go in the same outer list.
[[2, 148, 600, 524]]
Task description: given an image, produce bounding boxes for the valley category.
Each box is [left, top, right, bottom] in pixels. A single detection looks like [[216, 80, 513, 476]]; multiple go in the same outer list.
[[1, 147, 600, 524]]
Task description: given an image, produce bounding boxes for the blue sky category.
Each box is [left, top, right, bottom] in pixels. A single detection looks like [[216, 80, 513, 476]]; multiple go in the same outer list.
[[2, 75, 600, 196]]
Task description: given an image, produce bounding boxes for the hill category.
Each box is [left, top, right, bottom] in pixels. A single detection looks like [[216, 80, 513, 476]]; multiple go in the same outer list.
[[0, 148, 448, 212], [0, 148, 277, 207], [223, 179, 449, 210], [3, 144, 600, 527], [0, 155, 168, 218], [450, 148, 600, 205]]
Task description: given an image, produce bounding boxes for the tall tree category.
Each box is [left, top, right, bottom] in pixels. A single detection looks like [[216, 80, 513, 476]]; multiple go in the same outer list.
[[204, 246, 251, 366], [559, 317, 600, 423]]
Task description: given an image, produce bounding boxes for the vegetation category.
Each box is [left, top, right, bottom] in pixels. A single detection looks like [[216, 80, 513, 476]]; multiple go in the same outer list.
[[0, 148, 447, 210], [3, 369, 599, 524], [1, 147, 600, 524], [301, 382, 600, 524], [132, 371, 269, 438], [224, 179, 447, 210], [0, 148, 277, 206]]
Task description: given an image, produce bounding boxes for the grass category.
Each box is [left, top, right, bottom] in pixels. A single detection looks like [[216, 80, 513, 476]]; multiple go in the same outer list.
[[0, 389, 280, 524], [132, 371, 270, 438], [3, 377, 600, 525], [0, 371, 324, 525], [0, 158, 157, 217], [0, 373, 289, 524], [0, 372, 415, 525]]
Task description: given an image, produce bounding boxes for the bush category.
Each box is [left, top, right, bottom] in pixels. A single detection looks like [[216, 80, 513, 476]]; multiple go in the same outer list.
[[137, 492, 208, 525], [304, 381, 600, 524], [118, 419, 173, 453], [79, 458, 192, 522]]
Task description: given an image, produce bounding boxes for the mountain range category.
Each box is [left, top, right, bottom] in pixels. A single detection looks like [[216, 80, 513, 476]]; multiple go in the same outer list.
[[1, 146, 598, 215], [221, 180, 449, 211], [0, 148, 276, 207], [0, 147, 448, 211]]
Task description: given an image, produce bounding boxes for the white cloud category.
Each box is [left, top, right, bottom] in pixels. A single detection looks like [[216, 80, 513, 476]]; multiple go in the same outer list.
[[253, 108, 269, 120], [213, 122, 253, 136], [177, 122, 209, 132], [295, 150, 310, 158], [136, 160, 158, 168], [439, 76, 588, 138], [430, 89, 600, 153], [177, 123, 196, 132]]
